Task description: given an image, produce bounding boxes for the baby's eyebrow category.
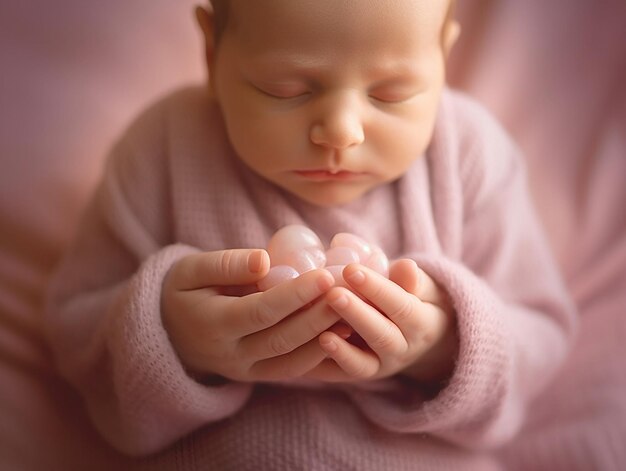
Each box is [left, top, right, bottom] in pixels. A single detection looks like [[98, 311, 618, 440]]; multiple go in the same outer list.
[[366, 60, 424, 78], [249, 54, 329, 75], [248, 54, 423, 81]]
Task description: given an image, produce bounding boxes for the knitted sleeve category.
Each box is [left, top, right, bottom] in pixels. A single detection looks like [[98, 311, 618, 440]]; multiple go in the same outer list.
[[344, 97, 577, 449], [44, 101, 252, 456]]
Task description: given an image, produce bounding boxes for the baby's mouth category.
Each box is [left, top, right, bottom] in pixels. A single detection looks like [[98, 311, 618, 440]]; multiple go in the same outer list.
[[294, 169, 364, 181]]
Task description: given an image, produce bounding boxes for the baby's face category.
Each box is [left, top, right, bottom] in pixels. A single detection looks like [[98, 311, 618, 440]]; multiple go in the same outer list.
[[208, 0, 457, 206]]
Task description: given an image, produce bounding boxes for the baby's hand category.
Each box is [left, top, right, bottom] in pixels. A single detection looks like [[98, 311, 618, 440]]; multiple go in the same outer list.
[[161, 249, 338, 382], [305, 259, 458, 384]]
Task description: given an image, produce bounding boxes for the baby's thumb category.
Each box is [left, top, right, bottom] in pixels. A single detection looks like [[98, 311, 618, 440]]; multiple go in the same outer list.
[[389, 258, 420, 294], [171, 249, 270, 290], [390, 259, 450, 308]]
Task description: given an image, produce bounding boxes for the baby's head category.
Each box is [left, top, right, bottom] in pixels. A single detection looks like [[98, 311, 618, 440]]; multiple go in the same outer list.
[[197, 0, 459, 207]]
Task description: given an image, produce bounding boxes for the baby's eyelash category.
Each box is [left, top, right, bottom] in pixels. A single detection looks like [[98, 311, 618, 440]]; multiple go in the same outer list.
[[252, 83, 311, 100], [368, 93, 415, 104]]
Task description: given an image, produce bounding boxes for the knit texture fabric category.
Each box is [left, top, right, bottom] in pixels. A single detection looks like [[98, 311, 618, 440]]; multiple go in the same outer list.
[[45, 86, 576, 469]]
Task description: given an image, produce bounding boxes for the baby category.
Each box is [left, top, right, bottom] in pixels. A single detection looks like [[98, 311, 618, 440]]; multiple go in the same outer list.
[[45, 0, 576, 468]]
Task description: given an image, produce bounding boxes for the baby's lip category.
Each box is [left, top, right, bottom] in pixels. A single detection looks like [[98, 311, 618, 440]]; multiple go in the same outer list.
[[294, 169, 365, 181]]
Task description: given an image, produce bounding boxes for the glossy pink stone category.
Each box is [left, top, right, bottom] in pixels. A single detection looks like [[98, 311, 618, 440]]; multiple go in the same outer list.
[[257, 265, 299, 291], [266, 225, 324, 267], [283, 246, 326, 273], [325, 265, 349, 288], [364, 246, 389, 277], [329, 233, 372, 263], [302, 246, 327, 269], [258, 225, 390, 292], [325, 246, 360, 266]]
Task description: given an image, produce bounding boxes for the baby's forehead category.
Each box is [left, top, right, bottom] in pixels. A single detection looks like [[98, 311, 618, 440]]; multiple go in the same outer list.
[[227, 0, 450, 25], [226, 0, 450, 46]]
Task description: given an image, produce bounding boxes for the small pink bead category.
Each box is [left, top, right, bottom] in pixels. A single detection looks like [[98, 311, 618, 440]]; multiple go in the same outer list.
[[257, 265, 299, 291], [303, 246, 327, 269], [283, 247, 326, 273], [325, 265, 349, 288], [267, 225, 324, 267], [329, 233, 372, 263], [325, 246, 359, 266], [364, 247, 389, 277]]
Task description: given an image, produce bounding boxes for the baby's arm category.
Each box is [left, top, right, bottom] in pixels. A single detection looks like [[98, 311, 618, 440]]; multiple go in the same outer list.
[[162, 249, 337, 382]]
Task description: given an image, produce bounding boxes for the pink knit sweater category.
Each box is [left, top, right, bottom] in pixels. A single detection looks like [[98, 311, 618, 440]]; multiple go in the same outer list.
[[45, 86, 576, 469]]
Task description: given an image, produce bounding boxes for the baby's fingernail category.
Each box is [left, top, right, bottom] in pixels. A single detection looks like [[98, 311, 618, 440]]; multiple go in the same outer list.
[[329, 291, 349, 310], [247, 250, 264, 273], [316, 273, 334, 291], [346, 269, 365, 285], [320, 336, 338, 353]]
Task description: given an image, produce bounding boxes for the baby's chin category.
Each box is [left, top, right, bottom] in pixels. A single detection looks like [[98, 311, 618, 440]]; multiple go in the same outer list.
[[279, 181, 379, 208]]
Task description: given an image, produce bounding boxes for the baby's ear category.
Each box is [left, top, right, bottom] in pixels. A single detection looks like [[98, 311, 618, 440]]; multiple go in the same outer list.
[[195, 5, 216, 67], [442, 19, 461, 59]]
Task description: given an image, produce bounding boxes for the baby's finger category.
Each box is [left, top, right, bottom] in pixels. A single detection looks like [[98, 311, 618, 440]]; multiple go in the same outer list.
[[249, 337, 329, 381], [170, 249, 270, 290], [390, 259, 450, 309], [326, 286, 408, 356], [240, 298, 340, 360], [318, 331, 380, 380], [341, 264, 422, 334], [303, 359, 347, 382], [223, 268, 335, 336]]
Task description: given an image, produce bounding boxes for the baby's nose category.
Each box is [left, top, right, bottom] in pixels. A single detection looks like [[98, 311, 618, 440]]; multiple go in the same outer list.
[[310, 96, 365, 150]]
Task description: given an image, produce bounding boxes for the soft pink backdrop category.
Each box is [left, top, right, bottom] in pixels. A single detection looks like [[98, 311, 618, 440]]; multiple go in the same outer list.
[[448, 2, 626, 469], [0, 2, 202, 467]]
